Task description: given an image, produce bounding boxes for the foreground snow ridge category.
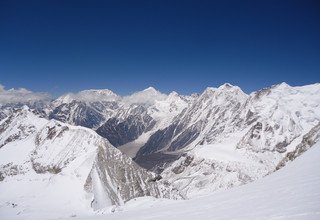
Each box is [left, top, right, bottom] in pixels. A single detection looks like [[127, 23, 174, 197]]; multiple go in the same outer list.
[[80, 141, 320, 219]]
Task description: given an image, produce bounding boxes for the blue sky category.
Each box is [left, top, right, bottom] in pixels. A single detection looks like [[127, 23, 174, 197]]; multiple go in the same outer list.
[[0, 0, 319, 96]]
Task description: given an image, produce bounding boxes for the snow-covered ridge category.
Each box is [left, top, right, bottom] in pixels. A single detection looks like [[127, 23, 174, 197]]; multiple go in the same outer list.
[[53, 89, 120, 105], [0, 108, 181, 217], [135, 82, 320, 196], [53, 87, 167, 106]]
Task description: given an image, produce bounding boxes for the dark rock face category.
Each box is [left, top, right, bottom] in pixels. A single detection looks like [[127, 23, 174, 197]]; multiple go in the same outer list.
[[275, 123, 320, 171], [169, 122, 201, 151], [96, 105, 156, 147], [136, 121, 200, 157], [171, 155, 194, 174], [0, 113, 36, 149], [88, 145, 162, 206], [134, 152, 181, 173], [0, 163, 27, 181], [136, 124, 177, 156], [0, 111, 8, 121], [84, 141, 183, 207], [49, 101, 107, 129]]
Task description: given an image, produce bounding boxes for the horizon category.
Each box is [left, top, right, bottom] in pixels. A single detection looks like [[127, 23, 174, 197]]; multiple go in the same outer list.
[[0, 81, 319, 101]]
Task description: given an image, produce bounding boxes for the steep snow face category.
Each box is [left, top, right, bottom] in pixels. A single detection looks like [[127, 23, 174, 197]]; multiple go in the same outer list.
[[0, 109, 181, 217], [237, 83, 320, 153], [148, 91, 189, 127]]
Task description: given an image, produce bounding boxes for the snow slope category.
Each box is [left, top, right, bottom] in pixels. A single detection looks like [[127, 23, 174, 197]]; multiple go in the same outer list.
[[70, 139, 320, 220]]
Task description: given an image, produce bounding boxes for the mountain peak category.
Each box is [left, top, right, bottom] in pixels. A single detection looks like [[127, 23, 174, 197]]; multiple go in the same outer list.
[[168, 91, 179, 97], [142, 86, 158, 94], [203, 87, 216, 94], [79, 89, 117, 96], [272, 82, 291, 90], [218, 83, 233, 89], [54, 89, 119, 105], [202, 83, 247, 97]]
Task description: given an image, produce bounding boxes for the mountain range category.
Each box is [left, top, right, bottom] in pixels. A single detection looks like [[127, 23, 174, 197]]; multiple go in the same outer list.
[[0, 82, 320, 218]]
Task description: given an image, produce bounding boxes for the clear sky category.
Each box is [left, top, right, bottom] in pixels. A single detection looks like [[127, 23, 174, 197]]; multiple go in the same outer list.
[[0, 0, 319, 96]]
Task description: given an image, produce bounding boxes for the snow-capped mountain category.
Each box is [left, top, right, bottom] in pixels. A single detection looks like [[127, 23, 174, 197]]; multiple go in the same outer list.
[[49, 89, 121, 129], [136, 83, 248, 156], [154, 83, 320, 197], [0, 86, 193, 156], [48, 87, 191, 149], [1, 83, 320, 199], [0, 107, 181, 217]]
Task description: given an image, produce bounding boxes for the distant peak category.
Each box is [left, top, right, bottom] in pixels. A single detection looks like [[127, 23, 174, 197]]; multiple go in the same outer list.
[[276, 82, 290, 88], [200, 83, 247, 99], [79, 89, 117, 96], [203, 83, 237, 94], [168, 91, 179, 97], [217, 83, 243, 91], [218, 83, 234, 89], [54, 88, 119, 105], [203, 87, 216, 93], [143, 87, 158, 93], [270, 82, 291, 91]]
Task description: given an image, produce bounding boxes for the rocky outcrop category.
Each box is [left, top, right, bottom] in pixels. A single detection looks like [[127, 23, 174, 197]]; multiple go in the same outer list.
[[96, 105, 156, 147], [275, 123, 320, 171]]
